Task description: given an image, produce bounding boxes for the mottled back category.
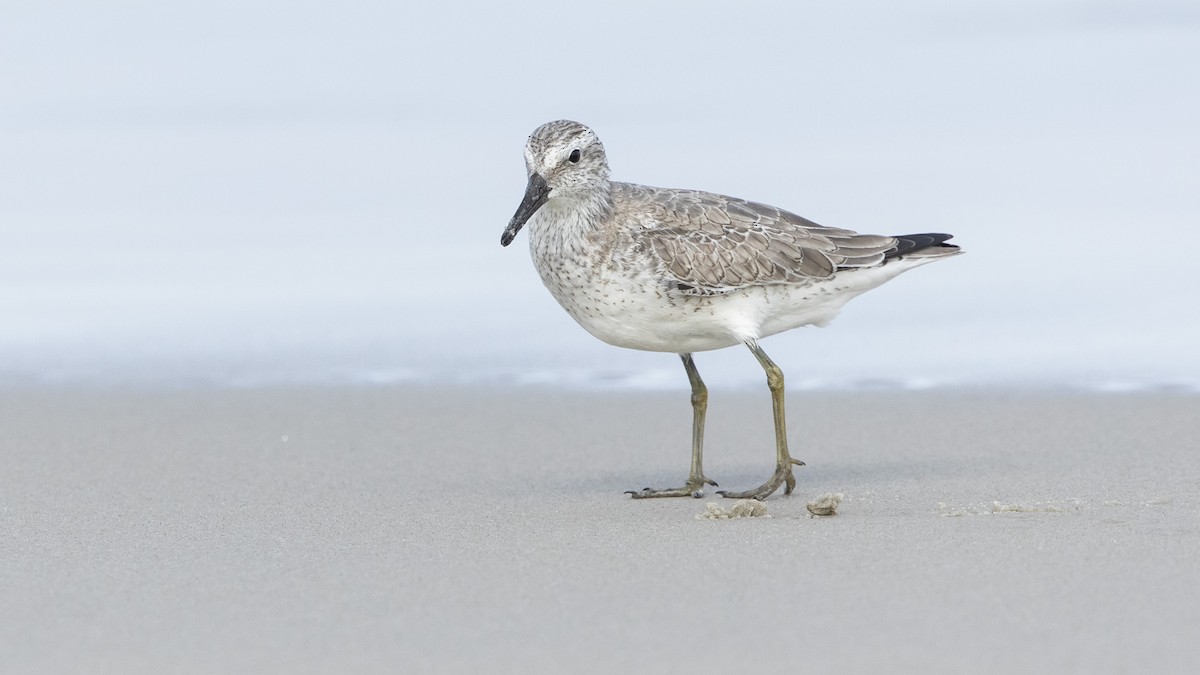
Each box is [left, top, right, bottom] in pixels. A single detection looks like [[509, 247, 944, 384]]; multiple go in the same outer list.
[[616, 184, 899, 295]]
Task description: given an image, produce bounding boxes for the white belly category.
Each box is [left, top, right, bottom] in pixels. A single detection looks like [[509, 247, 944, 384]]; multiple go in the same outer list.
[[533, 246, 937, 354]]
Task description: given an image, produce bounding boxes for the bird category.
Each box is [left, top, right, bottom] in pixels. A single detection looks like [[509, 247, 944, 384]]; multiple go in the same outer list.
[[500, 120, 961, 500]]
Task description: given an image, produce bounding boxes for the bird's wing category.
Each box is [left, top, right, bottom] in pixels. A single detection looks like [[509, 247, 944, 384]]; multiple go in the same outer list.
[[624, 186, 898, 295]]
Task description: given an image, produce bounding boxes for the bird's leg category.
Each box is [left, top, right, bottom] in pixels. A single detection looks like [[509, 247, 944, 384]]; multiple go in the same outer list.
[[717, 340, 805, 500], [627, 353, 719, 499]]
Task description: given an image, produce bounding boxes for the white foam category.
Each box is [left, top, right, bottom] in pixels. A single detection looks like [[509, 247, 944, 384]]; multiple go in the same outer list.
[[806, 492, 844, 516], [698, 500, 771, 520]]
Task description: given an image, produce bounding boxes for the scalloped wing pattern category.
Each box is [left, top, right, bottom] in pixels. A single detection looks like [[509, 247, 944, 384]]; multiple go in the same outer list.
[[619, 184, 898, 296]]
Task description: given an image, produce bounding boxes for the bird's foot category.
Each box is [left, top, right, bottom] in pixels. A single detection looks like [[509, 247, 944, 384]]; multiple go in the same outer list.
[[626, 476, 718, 499], [716, 457, 805, 500]]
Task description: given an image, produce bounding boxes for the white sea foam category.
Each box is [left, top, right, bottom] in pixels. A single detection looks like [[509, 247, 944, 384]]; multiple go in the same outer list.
[[3, 361, 1199, 393]]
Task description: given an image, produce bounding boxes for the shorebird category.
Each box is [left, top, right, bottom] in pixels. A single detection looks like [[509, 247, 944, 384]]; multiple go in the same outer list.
[[501, 120, 961, 499]]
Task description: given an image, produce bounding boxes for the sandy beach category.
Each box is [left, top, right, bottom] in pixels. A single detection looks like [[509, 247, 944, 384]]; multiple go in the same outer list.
[[2, 385, 1197, 673]]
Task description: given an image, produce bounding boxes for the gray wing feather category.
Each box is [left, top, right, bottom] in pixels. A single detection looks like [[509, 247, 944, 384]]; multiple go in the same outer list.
[[625, 185, 897, 295]]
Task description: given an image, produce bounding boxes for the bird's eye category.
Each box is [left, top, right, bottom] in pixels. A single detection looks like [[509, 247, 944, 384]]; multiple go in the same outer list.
[[568, 149, 581, 163]]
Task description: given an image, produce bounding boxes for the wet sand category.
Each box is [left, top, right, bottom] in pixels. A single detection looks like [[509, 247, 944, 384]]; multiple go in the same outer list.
[[2, 386, 1197, 673]]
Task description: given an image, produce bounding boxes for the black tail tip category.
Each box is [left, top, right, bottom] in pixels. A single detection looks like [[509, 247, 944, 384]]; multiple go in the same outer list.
[[888, 233, 956, 257]]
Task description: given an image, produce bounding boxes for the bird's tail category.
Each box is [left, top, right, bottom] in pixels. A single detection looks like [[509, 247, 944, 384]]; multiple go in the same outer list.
[[885, 233, 962, 259]]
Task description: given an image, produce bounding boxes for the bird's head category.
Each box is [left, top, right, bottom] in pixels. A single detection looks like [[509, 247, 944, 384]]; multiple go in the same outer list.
[[501, 120, 610, 246]]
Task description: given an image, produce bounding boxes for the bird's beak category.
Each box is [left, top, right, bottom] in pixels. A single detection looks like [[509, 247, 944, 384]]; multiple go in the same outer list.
[[501, 173, 549, 246]]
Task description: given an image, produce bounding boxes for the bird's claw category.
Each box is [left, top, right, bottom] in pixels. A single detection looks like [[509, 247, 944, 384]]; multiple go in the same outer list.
[[625, 477, 717, 499], [715, 458, 805, 500]]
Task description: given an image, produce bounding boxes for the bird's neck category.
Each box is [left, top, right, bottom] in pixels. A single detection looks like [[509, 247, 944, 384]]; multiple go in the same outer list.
[[531, 181, 614, 252]]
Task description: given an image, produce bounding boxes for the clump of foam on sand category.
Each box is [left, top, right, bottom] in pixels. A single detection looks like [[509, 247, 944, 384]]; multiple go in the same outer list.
[[698, 500, 770, 519], [806, 492, 843, 516], [937, 498, 1095, 516], [991, 501, 1063, 513]]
